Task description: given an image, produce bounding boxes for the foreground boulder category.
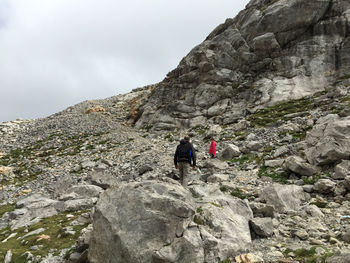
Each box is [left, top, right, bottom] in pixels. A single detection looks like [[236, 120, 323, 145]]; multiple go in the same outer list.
[[89, 179, 253, 263], [89, 179, 198, 263]]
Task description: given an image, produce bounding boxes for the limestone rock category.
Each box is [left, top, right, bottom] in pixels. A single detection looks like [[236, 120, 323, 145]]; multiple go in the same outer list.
[[90, 170, 120, 189], [306, 115, 350, 165], [334, 160, 350, 179], [343, 176, 350, 191], [342, 228, 350, 243], [205, 125, 222, 139], [261, 184, 309, 213], [10, 194, 59, 230], [284, 156, 319, 176], [250, 217, 274, 238], [325, 250, 350, 263], [89, 180, 197, 263], [313, 179, 336, 194], [202, 159, 229, 170], [217, 144, 241, 160], [4, 250, 12, 263], [64, 185, 104, 199]]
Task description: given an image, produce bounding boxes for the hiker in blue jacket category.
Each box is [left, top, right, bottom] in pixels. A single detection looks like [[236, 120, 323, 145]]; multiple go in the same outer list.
[[174, 135, 196, 187]]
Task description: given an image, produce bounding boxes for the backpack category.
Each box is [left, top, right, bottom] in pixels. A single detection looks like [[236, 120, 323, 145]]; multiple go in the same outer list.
[[177, 143, 192, 163]]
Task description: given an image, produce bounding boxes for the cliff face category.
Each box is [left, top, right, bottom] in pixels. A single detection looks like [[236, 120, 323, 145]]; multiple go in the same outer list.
[[135, 0, 350, 131]]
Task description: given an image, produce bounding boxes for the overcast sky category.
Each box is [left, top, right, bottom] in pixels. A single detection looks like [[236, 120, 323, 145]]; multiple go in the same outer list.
[[0, 0, 249, 123]]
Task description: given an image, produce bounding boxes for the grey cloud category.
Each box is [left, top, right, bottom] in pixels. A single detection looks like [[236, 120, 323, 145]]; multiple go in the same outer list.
[[0, 0, 249, 122]]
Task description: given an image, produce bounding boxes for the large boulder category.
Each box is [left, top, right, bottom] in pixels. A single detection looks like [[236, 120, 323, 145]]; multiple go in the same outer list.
[[217, 144, 241, 160], [284, 156, 319, 176], [261, 184, 310, 213], [8, 194, 59, 230], [334, 160, 350, 179], [305, 115, 350, 165], [89, 179, 197, 263], [313, 179, 336, 194], [89, 179, 253, 263]]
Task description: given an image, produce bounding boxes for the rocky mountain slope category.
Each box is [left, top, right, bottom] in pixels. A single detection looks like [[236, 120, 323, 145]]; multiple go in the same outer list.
[[1, 0, 350, 262], [135, 0, 350, 131]]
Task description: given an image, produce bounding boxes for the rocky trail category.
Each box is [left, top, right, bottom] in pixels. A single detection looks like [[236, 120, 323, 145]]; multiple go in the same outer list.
[[1, 86, 350, 263]]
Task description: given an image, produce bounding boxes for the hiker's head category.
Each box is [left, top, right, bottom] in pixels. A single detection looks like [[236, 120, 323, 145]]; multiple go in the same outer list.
[[184, 135, 190, 142], [210, 137, 214, 141]]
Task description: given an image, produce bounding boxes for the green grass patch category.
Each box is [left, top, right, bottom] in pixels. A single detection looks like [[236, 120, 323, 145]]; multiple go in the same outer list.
[[0, 204, 16, 218], [283, 246, 334, 263], [190, 125, 209, 136], [230, 153, 258, 165], [310, 201, 328, 209], [196, 207, 203, 214], [193, 215, 204, 225], [209, 202, 223, 208], [302, 175, 323, 185], [248, 97, 315, 127], [258, 166, 289, 184], [219, 259, 231, 263], [280, 126, 313, 141], [234, 131, 246, 141], [230, 188, 250, 200], [220, 186, 228, 192], [0, 211, 88, 262]]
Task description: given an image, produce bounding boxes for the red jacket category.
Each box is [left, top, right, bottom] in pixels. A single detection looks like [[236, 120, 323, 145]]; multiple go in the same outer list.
[[208, 141, 216, 155]]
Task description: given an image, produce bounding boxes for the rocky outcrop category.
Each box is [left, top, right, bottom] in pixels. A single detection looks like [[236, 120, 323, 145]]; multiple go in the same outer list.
[[89, 179, 253, 263], [135, 0, 350, 130]]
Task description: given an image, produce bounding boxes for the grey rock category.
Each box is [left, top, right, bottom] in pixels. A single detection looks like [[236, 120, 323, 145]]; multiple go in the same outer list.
[[284, 156, 319, 176], [89, 179, 197, 263], [205, 125, 222, 139], [56, 198, 98, 212], [264, 159, 284, 168], [313, 179, 336, 194], [302, 185, 314, 193], [66, 185, 104, 199], [81, 161, 96, 169], [345, 176, 350, 191], [89, 179, 252, 263], [306, 115, 350, 165], [334, 160, 350, 179], [4, 250, 12, 263], [293, 229, 309, 240], [342, 228, 350, 243], [90, 170, 120, 189], [202, 159, 229, 170], [261, 184, 309, 213], [304, 205, 324, 218], [217, 144, 241, 160], [10, 194, 59, 230], [206, 173, 231, 183], [249, 202, 275, 218], [138, 164, 153, 175], [325, 250, 350, 263], [250, 217, 274, 238]]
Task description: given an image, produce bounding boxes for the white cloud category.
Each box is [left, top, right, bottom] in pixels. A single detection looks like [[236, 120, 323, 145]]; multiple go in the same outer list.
[[0, 0, 249, 122]]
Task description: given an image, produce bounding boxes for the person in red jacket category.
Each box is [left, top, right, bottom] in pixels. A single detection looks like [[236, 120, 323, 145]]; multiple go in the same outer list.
[[208, 137, 217, 158]]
